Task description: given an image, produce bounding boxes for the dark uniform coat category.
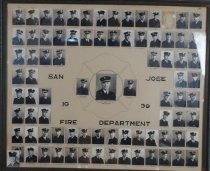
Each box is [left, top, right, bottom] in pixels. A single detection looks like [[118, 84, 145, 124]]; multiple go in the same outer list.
[[54, 18, 65, 26], [189, 61, 200, 68], [173, 139, 185, 147], [146, 138, 156, 146], [26, 155, 37, 162], [120, 137, 131, 145], [13, 97, 24, 104], [186, 159, 198, 166], [136, 20, 147, 27], [81, 39, 92, 46], [39, 97, 51, 104], [108, 138, 118, 145], [25, 136, 37, 143], [12, 116, 23, 124], [121, 40, 131, 47], [27, 38, 38, 45], [40, 57, 51, 65], [187, 100, 199, 108], [94, 38, 106, 46], [149, 59, 160, 67], [12, 76, 24, 84], [172, 158, 184, 166], [146, 157, 157, 165], [149, 19, 160, 27], [173, 119, 185, 127], [12, 37, 24, 45], [160, 100, 171, 107], [65, 156, 77, 163], [28, 58, 38, 65], [124, 87, 136, 96], [119, 157, 131, 164], [191, 21, 202, 29], [96, 89, 116, 100], [175, 61, 187, 68], [176, 20, 187, 29], [106, 158, 117, 164], [25, 97, 36, 104], [26, 18, 39, 25], [52, 156, 64, 163], [12, 135, 23, 143], [132, 138, 144, 145], [108, 39, 120, 46], [159, 139, 171, 147], [53, 37, 65, 46], [161, 60, 172, 68], [162, 40, 174, 48], [108, 17, 120, 26], [159, 158, 170, 166], [79, 136, 91, 144], [40, 38, 51, 45], [25, 116, 37, 124], [92, 136, 104, 144], [150, 40, 161, 47], [40, 17, 52, 25], [79, 156, 90, 163], [132, 157, 144, 165], [189, 41, 197, 49], [176, 41, 187, 48], [39, 116, 49, 124], [96, 19, 107, 26], [53, 57, 65, 65], [68, 136, 77, 144], [13, 17, 25, 25], [39, 136, 50, 143], [92, 156, 104, 164], [135, 39, 147, 47], [67, 38, 78, 46], [39, 156, 50, 163], [188, 120, 199, 127], [186, 140, 199, 147], [81, 19, 92, 26], [77, 87, 88, 95], [52, 135, 64, 143], [26, 77, 37, 84], [67, 17, 79, 26], [122, 19, 134, 27], [175, 100, 186, 107], [176, 80, 187, 88], [13, 57, 24, 65], [159, 119, 168, 126]]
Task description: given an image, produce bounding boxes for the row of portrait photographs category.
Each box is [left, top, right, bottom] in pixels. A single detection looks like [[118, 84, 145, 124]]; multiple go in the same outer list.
[[12, 8, 202, 29], [11, 127, 199, 148], [12, 28, 202, 48], [8, 146, 199, 167], [159, 110, 199, 128], [12, 88, 51, 105], [160, 91, 200, 108]]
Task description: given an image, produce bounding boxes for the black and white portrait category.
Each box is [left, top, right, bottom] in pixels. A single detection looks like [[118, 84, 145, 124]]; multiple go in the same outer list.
[[38, 127, 51, 143], [13, 9, 25, 25], [76, 78, 89, 95], [123, 79, 136, 96]]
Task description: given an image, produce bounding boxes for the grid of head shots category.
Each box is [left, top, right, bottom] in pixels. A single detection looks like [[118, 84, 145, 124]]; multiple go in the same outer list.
[[7, 4, 205, 170]]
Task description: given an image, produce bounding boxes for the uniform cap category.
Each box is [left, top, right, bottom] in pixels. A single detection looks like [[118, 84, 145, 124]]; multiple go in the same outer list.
[[151, 32, 158, 36], [15, 147, 21, 150], [192, 73, 198, 77], [151, 51, 157, 55], [163, 111, 169, 116], [16, 9, 22, 14], [69, 129, 75, 132], [55, 128, 61, 132], [56, 49, 63, 54], [175, 151, 182, 154], [127, 80, 134, 84], [42, 29, 49, 34], [124, 31, 131, 36], [28, 147, 34, 151], [176, 111, 183, 115], [42, 89, 49, 93], [14, 128, 20, 132], [109, 149, 116, 153], [138, 32, 145, 36], [56, 30, 63, 34], [97, 31, 104, 35], [28, 108, 34, 112], [81, 129, 87, 133], [28, 89, 35, 93], [41, 148, 48, 152], [149, 150, 155, 153], [190, 151, 196, 155], [148, 131, 155, 135], [193, 13, 200, 17], [191, 112, 196, 115], [27, 128, 33, 132], [179, 52, 185, 57], [84, 30, 91, 34], [69, 148, 76, 153], [161, 150, 168, 155], [70, 30, 77, 34], [29, 49, 36, 54], [16, 69, 22, 73], [112, 11, 118, 15], [55, 148, 62, 152], [189, 92, 196, 97], [70, 10, 76, 14], [190, 132, 196, 136], [175, 131, 182, 135], [42, 128, 49, 132], [122, 130, 129, 134], [15, 49, 22, 54], [29, 30, 36, 34], [109, 129, 115, 133], [139, 12, 146, 16], [83, 10, 90, 15], [121, 149, 128, 153], [164, 52, 170, 56], [136, 130, 142, 134], [9, 152, 17, 157], [177, 72, 184, 76], [153, 12, 159, 15], [15, 88, 23, 93], [178, 32, 184, 36], [100, 76, 111, 82], [14, 108, 21, 113], [98, 10, 105, 15], [163, 91, 171, 96], [179, 13, 186, 17], [28, 69, 35, 73], [28, 10, 35, 14], [134, 149, 140, 153], [95, 129, 101, 133], [177, 92, 184, 96], [161, 131, 168, 135], [43, 10, 50, 13], [16, 29, 23, 34], [42, 49, 50, 53], [192, 53, 198, 57], [57, 10, 64, 14], [82, 148, 88, 152], [81, 79, 87, 83], [41, 108, 48, 112], [165, 32, 172, 36], [110, 31, 117, 34], [96, 149, 102, 153], [125, 11, 132, 15]]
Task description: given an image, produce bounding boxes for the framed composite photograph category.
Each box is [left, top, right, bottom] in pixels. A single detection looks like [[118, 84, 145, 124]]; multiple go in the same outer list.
[[2, 1, 210, 171]]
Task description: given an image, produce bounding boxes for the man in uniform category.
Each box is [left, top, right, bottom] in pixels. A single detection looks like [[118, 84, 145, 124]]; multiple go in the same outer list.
[[119, 149, 131, 164], [186, 132, 199, 147], [79, 148, 90, 163], [108, 129, 118, 145], [173, 131, 185, 147], [160, 91, 171, 107], [68, 129, 77, 144], [54, 10, 65, 26], [13, 49, 24, 65], [40, 29, 51, 45], [120, 130, 131, 145], [12, 128, 23, 143], [176, 13, 188, 29], [92, 129, 104, 144], [159, 111, 170, 126], [52, 128, 64, 143], [173, 112, 185, 127], [25, 108, 37, 124], [122, 11, 134, 27], [81, 10, 92, 26], [159, 131, 171, 147], [190, 13, 202, 29], [108, 11, 120, 27], [175, 92, 186, 107], [12, 29, 24, 45], [96, 76, 116, 100], [146, 131, 157, 146], [132, 130, 144, 145], [124, 80, 136, 96], [187, 92, 199, 108], [92, 149, 104, 164], [159, 150, 170, 166], [121, 31, 131, 47], [26, 69, 37, 84], [25, 89, 36, 104], [40, 10, 52, 25], [25, 128, 37, 143], [67, 10, 79, 26], [65, 148, 77, 163], [108, 31, 120, 46], [136, 11, 147, 27], [52, 148, 64, 163], [186, 152, 198, 166], [148, 51, 159, 67], [13, 69, 24, 84], [149, 12, 160, 28], [162, 32, 174, 48], [53, 30, 65, 46], [189, 73, 200, 88], [150, 32, 161, 47], [176, 32, 187, 48], [135, 32, 147, 47], [53, 49, 65, 65], [172, 151, 184, 166], [96, 10, 107, 26], [39, 89, 51, 104], [161, 52, 172, 68], [67, 30, 79, 46], [27, 30, 38, 45], [26, 10, 39, 25], [14, 147, 24, 163], [12, 108, 23, 123], [13, 9, 25, 25], [76, 79, 89, 95], [13, 88, 24, 104], [106, 149, 117, 164], [189, 33, 197, 49], [8, 152, 19, 167], [26, 147, 37, 163], [39, 148, 50, 163], [40, 50, 51, 65], [81, 30, 93, 46], [79, 129, 91, 144], [39, 108, 49, 124], [175, 52, 187, 68], [189, 53, 200, 68], [132, 150, 144, 165], [94, 31, 106, 46], [188, 112, 199, 127], [146, 150, 157, 165], [39, 128, 50, 143], [27, 49, 38, 65]]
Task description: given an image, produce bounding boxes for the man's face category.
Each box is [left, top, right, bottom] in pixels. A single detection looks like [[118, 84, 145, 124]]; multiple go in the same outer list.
[[164, 95, 169, 101], [177, 114, 182, 120], [17, 72, 22, 77], [16, 92, 22, 98], [150, 153, 155, 157], [125, 35, 130, 40], [70, 13, 75, 18], [164, 55, 169, 60], [56, 33, 62, 39], [83, 152, 88, 157], [109, 153, 115, 158], [166, 35, 171, 41], [30, 53, 36, 58], [44, 52, 50, 58], [152, 35, 157, 41], [101, 81, 111, 91], [163, 115, 168, 120], [128, 83, 133, 89], [149, 134, 154, 139], [125, 14, 131, 20], [113, 14, 118, 19], [190, 95, 196, 101], [42, 111, 47, 117], [28, 92, 33, 97], [178, 95, 183, 100], [139, 35, 144, 40], [192, 57, 198, 62], [140, 14, 145, 20], [178, 75, 184, 81], [81, 82, 87, 88], [96, 132, 101, 137], [163, 154, 168, 159], [15, 131, 20, 136], [44, 12, 49, 18], [84, 33, 90, 39], [16, 111, 21, 117], [70, 131, 75, 137], [17, 33, 21, 38], [82, 132, 87, 137], [30, 33, 35, 39], [28, 111, 33, 117], [180, 16, 185, 22], [97, 34, 103, 39], [154, 14, 158, 19], [57, 53, 62, 58], [136, 133, 141, 139], [29, 72, 34, 77], [43, 91, 48, 98], [179, 56, 184, 61], [179, 35, 184, 42], [70, 152, 75, 158], [122, 133, 128, 139], [70, 33, 76, 38], [163, 134, 167, 139], [96, 152, 101, 157], [177, 134, 182, 140], [43, 151, 48, 156], [42, 33, 48, 38], [192, 76, 198, 81], [84, 14, 89, 19], [42, 131, 47, 137], [56, 130, 61, 136], [191, 115, 196, 120], [16, 53, 22, 58], [57, 151, 62, 157], [58, 13, 63, 18], [135, 152, 140, 157], [190, 135, 195, 140], [29, 13, 34, 18], [194, 16, 199, 22], [177, 153, 181, 158], [99, 14, 104, 19], [28, 131, 33, 136], [122, 152, 126, 157], [16, 13, 22, 18], [151, 54, 156, 60], [191, 154, 196, 160], [110, 132, 115, 138], [28, 150, 34, 156], [110, 33, 116, 40]]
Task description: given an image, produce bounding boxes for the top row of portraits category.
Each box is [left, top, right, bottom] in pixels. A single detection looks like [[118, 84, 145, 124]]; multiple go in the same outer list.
[[12, 9, 202, 29]]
